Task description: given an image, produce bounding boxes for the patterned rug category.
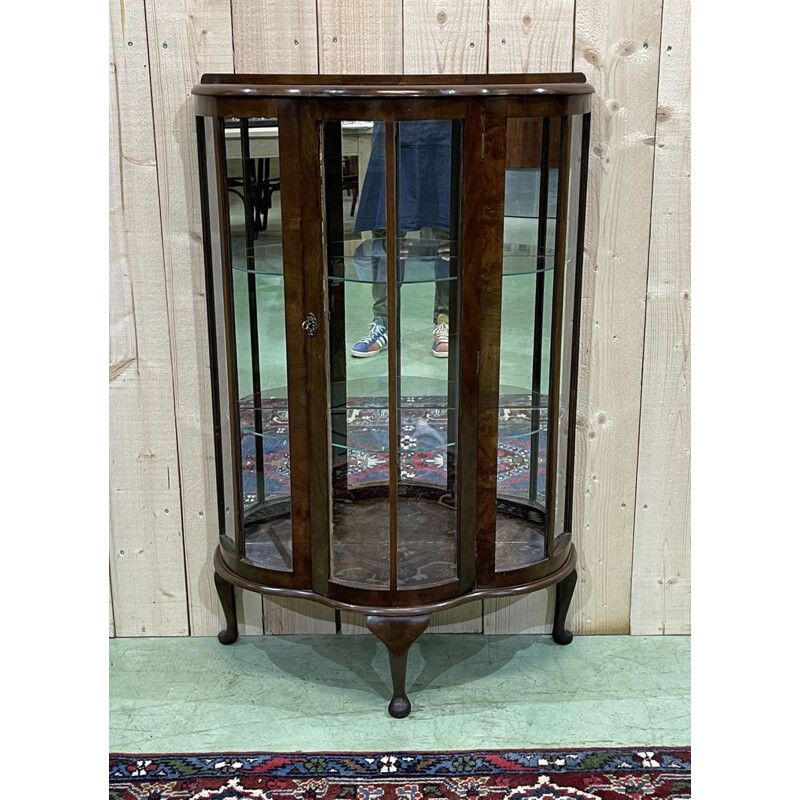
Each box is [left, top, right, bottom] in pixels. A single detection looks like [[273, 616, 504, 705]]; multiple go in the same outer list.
[[109, 748, 691, 799], [239, 396, 548, 505]]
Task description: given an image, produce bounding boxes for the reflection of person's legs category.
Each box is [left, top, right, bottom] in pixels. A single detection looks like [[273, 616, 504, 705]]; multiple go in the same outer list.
[[352, 228, 449, 358], [427, 226, 450, 357], [370, 227, 388, 324], [351, 229, 388, 357]]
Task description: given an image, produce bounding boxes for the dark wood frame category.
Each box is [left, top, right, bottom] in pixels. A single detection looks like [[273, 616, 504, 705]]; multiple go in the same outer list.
[[195, 75, 592, 717]]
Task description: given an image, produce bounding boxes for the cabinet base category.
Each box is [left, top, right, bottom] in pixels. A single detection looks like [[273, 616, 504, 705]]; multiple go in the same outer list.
[[212, 543, 578, 716]]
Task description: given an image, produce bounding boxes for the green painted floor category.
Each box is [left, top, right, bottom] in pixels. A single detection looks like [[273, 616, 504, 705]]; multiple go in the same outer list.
[[110, 634, 689, 753]]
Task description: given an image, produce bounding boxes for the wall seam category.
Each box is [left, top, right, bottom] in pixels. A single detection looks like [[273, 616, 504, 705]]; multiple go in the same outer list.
[[629, 0, 667, 636]]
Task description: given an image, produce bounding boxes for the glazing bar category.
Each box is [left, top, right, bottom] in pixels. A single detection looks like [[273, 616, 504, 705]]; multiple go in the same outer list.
[[240, 118, 265, 505], [564, 112, 592, 532], [321, 122, 348, 497], [545, 116, 572, 556], [215, 117, 244, 557], [386, 121, 399, 593], [446, 119, 462, 498], [529, 117, 550, 503], [197, 117, 228, 544]]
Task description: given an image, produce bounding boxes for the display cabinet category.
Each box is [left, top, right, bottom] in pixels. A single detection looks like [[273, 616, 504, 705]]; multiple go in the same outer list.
[[194, 74, 592, 717]]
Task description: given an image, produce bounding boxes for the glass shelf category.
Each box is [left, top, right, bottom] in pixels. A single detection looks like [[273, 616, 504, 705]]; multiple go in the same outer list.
[[228, 241, 556, 278], [498, 426, 546, 442], [231, 244, 285, 275], [331, 406, 455, 453], [330, 377, 456, 408], [498, 392, 548, 409], [331, 440, 456, 454], [328, 238, 457, 284], [502, 242, 556, 278], [326, 239, 555, 284]]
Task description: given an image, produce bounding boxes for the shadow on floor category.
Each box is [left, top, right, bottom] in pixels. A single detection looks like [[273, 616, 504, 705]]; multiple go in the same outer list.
[[242, 633, 567, 703]]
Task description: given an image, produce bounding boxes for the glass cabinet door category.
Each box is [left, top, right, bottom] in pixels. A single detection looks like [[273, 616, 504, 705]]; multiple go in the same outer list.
[[322, 118, 463, 593]]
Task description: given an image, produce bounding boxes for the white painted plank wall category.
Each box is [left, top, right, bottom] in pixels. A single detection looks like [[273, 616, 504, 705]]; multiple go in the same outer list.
[[630, 0, 691, 635], [572, 0, 664, 634], [483, 0, 574, 635], [109, 0, 188, 637]]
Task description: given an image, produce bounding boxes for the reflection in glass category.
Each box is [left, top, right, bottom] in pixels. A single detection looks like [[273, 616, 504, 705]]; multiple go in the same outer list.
[[324, 120, 390, 588], [552, 116, 586, 542], [395, 120, 461, 589], [224, 117, 292, 570], [203, 117, 236, 542], [324, 119, 462, 590], [495, 117, 561, 572]]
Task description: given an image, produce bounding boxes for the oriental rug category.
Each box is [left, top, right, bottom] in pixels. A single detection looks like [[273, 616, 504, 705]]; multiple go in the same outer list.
[[109, 748, 691, 799], [239, 395, 548, 506]]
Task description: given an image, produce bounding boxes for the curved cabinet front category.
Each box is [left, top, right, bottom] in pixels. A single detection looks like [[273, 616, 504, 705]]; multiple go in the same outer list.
[[195, 76, 591, 622]]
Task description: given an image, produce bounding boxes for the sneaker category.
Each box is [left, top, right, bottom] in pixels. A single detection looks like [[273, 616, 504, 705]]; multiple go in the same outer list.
[[432, 314, 449, 358], [351, 320, 388, 357]]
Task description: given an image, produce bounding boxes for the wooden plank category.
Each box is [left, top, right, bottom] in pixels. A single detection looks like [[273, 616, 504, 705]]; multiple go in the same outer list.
[[264, 598, 336, 634], [484, 590, 554, 634], [429, 601, 483, 633], [109, 569, 116, 637], [488, 1, 574, 73], [110, 0, 188, 637], [231, 0, 318, 73], [341, 611, 370, 634], [571, 0, 664, 633], [142, 0, 258, 636], [317, 0, 402, 74], [482, 1, 573, 635], [403, 1, 488, 74], [630, 0, 690, 635], [233, 590, 264, 636]]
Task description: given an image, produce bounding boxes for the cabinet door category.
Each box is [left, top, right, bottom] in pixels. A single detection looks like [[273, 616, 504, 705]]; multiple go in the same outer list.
[[320, 113, 466, 601], [201, 110, 316, 587]]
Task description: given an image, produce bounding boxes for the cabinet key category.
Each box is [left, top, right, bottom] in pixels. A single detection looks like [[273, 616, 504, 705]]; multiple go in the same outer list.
[[302, 313, 318, 337]]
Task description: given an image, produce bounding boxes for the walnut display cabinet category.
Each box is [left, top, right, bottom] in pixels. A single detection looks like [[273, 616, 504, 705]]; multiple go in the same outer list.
[[194, 74, 592, 717]]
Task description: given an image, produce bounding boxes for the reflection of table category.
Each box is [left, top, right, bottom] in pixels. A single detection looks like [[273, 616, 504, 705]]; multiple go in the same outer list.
[[225, 121, 373, 197]]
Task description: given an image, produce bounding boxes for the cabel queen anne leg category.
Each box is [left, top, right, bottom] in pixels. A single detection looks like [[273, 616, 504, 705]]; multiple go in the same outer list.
[[364, 614, 432, 718], [552, 568, 578, 645], [214, 571, 239, 645]]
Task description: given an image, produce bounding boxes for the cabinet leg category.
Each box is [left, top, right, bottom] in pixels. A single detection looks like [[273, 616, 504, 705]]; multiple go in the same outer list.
[[214, 571, 239, 645], [364, 614, 431, 718], [553, 568, 578, 645]]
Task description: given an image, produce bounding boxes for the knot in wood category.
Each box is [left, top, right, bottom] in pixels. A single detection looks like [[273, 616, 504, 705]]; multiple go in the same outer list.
[[617, 39, 636, 57], [436, 11, 447, 25], [582, 48, 600, 67]]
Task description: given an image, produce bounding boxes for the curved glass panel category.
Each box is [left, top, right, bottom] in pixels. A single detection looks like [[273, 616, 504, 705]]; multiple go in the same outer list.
[[202, 117, 236, 544], [495, 116, 561, 572], [552, 115, 588, 542], [224, 117, 292, 571]]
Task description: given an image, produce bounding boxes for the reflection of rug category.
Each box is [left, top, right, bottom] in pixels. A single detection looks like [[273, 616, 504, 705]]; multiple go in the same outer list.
[[238, 396, 547, 505], [110, 748, 691, 799]]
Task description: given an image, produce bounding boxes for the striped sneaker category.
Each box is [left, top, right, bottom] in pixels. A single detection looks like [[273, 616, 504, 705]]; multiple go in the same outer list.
[[432, 315, 449, 358], [351, 321, 388, 357]]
